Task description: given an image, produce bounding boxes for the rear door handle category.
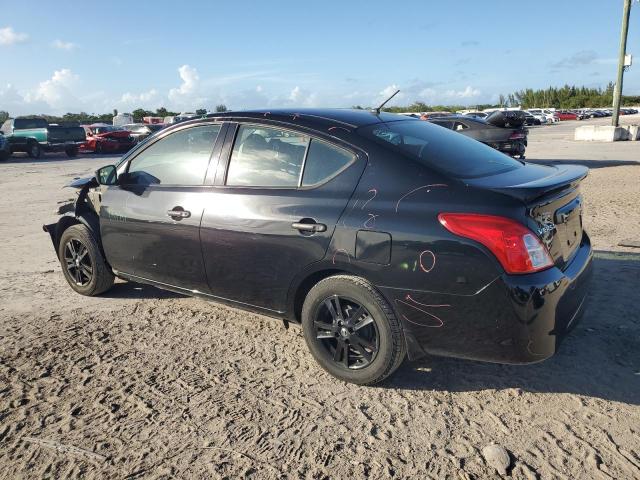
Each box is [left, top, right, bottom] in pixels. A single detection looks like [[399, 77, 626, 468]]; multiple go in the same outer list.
[[167, 208, 191, 219], [292, 221, 326, 233]]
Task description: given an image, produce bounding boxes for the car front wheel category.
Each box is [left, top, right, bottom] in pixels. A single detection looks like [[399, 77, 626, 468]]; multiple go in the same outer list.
[[302, 275, 406, 385], [58, 224, 114, 296]]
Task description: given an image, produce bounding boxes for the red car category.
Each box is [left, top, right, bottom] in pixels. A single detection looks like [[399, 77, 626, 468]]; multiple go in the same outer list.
[[81, 124, 135, 153], [554, 111, 579, 121]]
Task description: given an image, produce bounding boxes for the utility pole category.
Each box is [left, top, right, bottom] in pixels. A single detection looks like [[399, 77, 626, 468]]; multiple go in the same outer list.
[[612, 0, 632, 127]]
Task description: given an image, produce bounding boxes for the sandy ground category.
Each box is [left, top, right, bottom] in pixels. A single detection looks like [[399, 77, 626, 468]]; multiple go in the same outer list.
[[0, 116, 639, 479]]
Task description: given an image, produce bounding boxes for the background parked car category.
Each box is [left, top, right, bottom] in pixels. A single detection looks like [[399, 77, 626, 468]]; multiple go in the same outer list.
[[427, 113, 527, 158], [0, 132, 10, 161], [524, 112, 541, 126], [0, 117, 85, 158], [554, 110, 579, 121], [122, 123, 166, 143], [81, 124, 135, 153]]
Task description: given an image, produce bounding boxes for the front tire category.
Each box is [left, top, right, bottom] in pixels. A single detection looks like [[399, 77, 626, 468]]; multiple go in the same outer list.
[[58, 224, 114, 296], [28, 142, 42, 159], [302, 275, 406, 385]]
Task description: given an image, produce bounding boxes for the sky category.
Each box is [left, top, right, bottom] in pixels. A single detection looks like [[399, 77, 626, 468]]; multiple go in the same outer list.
[[0, 0, 638, 115]]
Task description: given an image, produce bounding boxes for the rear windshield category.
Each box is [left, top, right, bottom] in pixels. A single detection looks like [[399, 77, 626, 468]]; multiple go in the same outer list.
[[15, 118, 48, 129], [359, 120, 522, 178]]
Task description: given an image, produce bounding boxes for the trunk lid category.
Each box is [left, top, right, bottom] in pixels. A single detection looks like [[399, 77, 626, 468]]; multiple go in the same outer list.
[[465, 162, 588, 268]]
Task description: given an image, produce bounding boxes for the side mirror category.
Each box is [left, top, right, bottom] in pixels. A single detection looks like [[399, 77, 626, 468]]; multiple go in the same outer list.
[[95, 165, 117, 185]]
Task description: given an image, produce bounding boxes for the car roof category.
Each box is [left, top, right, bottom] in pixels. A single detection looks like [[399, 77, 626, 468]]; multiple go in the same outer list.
[[204, 108, 414, 129]]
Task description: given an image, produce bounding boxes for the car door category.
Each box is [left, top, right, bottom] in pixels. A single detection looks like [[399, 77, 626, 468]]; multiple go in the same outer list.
[[100, 122, 225, 291], [199, 122, 366, 313]]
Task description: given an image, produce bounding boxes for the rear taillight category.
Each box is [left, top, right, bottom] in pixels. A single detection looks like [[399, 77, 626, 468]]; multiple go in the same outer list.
[[438, 213, 554, 274], [509, 132, 525, 140]]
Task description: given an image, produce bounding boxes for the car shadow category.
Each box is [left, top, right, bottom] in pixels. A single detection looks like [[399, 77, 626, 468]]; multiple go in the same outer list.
[[100, 281, 185, 299], [527, 158, 640, 169], [385, 250, 640, 405]]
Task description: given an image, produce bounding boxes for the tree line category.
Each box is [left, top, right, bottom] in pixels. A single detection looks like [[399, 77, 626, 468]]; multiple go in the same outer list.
[[0, 105, 229, 125]]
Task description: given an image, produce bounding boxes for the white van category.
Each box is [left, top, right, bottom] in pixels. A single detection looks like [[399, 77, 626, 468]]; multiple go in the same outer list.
[[113, 113, 134, 127]]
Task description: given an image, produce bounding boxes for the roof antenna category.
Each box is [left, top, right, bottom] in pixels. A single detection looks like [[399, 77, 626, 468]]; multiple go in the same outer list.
[[374, 89, 400, 114]]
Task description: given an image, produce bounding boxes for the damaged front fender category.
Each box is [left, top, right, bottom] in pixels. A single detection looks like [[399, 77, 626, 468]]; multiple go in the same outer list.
[[42, 176, 102, 258]]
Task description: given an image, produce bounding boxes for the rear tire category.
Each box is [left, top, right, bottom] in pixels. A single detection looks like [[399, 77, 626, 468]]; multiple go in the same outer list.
[[302, 275, 406, 385], [65, 146, 78, 157], [58, 224, 114, 296], [28, 142, 42, 159]]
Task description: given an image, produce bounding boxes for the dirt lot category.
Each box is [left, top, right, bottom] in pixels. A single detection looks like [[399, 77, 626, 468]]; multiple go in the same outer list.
[[1, 117, 639, 479]]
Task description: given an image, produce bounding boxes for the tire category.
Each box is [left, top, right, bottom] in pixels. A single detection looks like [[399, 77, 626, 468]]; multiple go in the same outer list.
[[58, 224, 114, 296], [28, 142, 42, 159], [65, 146, 78, 157], [302, 275, 406, 385]]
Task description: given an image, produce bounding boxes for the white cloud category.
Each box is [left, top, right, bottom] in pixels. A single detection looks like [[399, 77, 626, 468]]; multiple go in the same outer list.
[[52, 39, 77, 51], [0, 26, 29, 45], [169, 65, 199, 100], [24, 68, 83, 111], [444, 85, 481, 99], [118, 89, 160, 109]]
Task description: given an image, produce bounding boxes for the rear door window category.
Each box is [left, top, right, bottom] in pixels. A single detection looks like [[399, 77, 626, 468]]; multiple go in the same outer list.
[[226, 125, 309, 187], [301, 139, 355, 187], [126, 124, 221, 186]]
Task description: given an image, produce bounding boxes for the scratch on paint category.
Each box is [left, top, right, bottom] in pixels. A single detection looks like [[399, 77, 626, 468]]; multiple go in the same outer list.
[[263, 112, 271, 117], [395, 184, 448, 213], [360, 188, 377, 210], [395, 294, 450, 328], [332, 249, 351, 265], [363, 213, 379, 229], [419, 250, 436, 273], [341, 199, 360, 227], [328, 126, 351, 133], [291, 113, 301, 120]]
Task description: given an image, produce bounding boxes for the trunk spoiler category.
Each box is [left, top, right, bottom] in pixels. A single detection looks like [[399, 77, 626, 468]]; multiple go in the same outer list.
[[464, 163, 588, 203]]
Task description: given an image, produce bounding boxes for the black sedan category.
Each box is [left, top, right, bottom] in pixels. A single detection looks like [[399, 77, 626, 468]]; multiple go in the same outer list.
[[44, 109, 592, 385], [428, 114, 528, 158]]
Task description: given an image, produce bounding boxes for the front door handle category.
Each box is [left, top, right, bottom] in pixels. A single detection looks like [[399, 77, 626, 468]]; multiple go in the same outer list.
[[167, 208, 191, 219], [292, 221, 326, 233]]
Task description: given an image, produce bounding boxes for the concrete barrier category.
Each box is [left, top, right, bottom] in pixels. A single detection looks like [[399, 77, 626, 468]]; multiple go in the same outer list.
[[574, 125, 630, 142]]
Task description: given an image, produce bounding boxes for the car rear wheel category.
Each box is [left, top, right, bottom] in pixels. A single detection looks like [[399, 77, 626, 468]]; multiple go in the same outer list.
[[58, 224, 114, 296], [302, 275, 406, 385], [28, 142, 42, 159], [65, 146, 78, 157]]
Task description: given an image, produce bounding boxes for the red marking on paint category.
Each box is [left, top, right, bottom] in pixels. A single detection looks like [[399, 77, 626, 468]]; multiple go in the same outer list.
[[405, 295, 450, 308], [395, 184, 448, 213], [332, 249, 351, 265], [363, 213, 378, 229], [395, 297, 449, 328], [419, 250, 436, 273], [361, 188, 377, 210]]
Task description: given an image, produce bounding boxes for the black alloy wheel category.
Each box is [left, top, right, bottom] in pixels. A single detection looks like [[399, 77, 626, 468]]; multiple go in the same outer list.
[[57, 224, 114, 296], [63, 238, 93, 286], [302, 275, 405, 385], [314, 295, 379, 370]]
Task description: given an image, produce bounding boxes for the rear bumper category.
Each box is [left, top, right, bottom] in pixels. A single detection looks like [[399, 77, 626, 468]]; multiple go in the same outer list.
[[382, 232, 593, 364]]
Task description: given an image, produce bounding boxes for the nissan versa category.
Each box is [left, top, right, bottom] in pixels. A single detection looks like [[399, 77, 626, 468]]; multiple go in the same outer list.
[[44, 109, 593, 385]]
